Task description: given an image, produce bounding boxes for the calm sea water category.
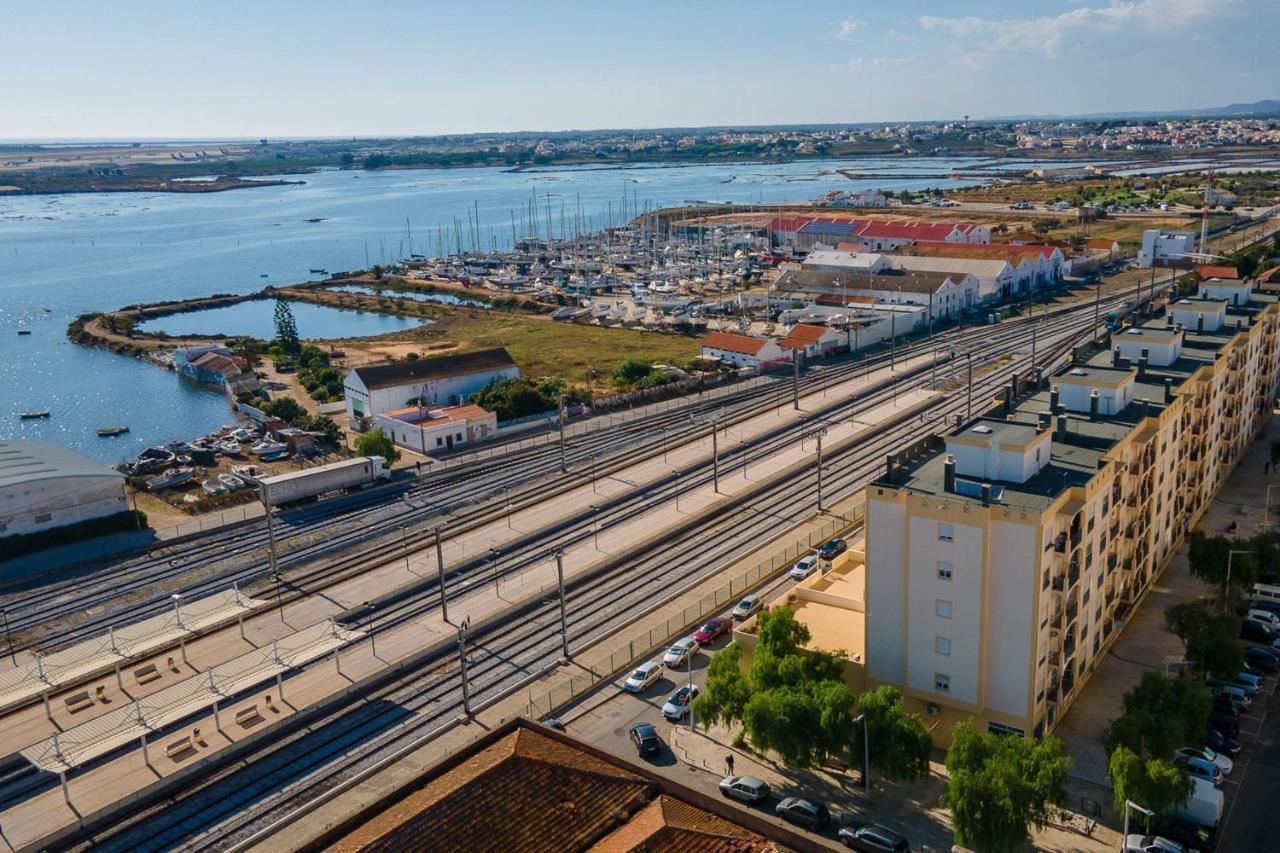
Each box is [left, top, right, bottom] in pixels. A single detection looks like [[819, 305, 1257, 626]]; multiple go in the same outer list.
[[135, 298, 425, 339], [0, 157, 981, 462], [325, 284, 489, 308]]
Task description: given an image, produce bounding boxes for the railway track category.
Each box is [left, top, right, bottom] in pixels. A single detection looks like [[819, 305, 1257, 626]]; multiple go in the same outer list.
[[71, 317, 1092, 851]]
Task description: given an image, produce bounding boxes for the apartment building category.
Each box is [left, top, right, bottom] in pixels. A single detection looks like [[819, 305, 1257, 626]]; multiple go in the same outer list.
[[861, 285, 1280, 744]]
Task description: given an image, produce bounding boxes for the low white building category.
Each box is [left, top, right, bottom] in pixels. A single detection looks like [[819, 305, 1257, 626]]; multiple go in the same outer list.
[[344, 348, 519, 424], [1138, 229, 1196, 268], [0, 441, 128, 539], [373, 403, 498, 455], [776, 268, 978, 322], [1169, 297, 1228, 333], [1198, 277, 1253, 307], [805, 250, 1015, 303], [778, 323, 845, 359], [699, 331, 788, 370]]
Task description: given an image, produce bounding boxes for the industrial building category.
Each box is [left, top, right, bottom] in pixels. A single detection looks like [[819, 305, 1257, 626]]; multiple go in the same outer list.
[[343, 348, 519, 427], [859, 279, 1280, 743], [0, 441, 128, 540], [774, 267, 980, 322], [803, 249, 1017, 303]]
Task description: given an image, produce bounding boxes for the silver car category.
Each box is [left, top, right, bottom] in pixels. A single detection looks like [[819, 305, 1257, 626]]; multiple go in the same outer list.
[[732, 595, 762, 621], [719, 774, 770, 804]]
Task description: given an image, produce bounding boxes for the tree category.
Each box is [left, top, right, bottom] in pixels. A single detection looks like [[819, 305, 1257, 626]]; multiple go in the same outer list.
[[339, 152, 355, 166], [260, 396, 307, 424], [1107, 746, 1193, 827], [852, 685, 932, 784], [1031, 217, 1057, 235], [943, 721, 1070, 853], [1165, 600, 1243, 680], [612, 358, 653, 388], [273, 299, 301, 354], [742, 678, 853, 768], [693, 642, 751, 729], [305, 415, 343, 447], [1187, 530, 1264, 601], [1106, 672, 1210, 761], [354, 430, 400, 464]]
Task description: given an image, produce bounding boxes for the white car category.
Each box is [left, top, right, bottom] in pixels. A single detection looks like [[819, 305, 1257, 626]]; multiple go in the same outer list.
[[732, 594, 762, 621], [623, 660, 663, 693], [789, 554, 818, 580], [1175, 745, 1233, 776], [661, 684, 700, 720], [662, 637, 700, 669], [1123, 835, 1185, 853], [1247, 608, 1280, 627]]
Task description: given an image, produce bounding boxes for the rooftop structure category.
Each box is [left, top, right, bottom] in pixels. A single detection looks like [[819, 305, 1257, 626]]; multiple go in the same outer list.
[[0, 441, 127, 539]]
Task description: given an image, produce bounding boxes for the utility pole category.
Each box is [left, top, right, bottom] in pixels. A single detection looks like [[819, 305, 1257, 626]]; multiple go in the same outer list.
[[557, 392, 568, 473], [456, 616, 472, 716], [804, 427, 830, 513], [435, 526, 448, 623], [260, 482, 279, 577], [554, 549, 570, 659], [1031, 321, 1038, 375], [791, 348, 800, 410], [966, 351, 974, 421], [1094, 277, 1102, 343]]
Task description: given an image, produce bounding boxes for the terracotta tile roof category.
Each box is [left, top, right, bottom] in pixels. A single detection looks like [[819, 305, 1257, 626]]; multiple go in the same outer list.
[[700, 332, 774, 356], [896, 243, 1037, 267], [1086, 238, 1120, 251], [1196, 264, 1239, 280], [333, 727, 653, 853], [778, 324, 832, 349], [1256, 265, 1280, 284], [591, 796, 778, 853], [857, 221, 959, 242]]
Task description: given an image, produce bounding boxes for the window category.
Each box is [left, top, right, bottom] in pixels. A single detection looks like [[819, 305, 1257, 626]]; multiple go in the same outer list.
[[938, 522, 954, 542], [937, 561, 953, 580], [34, 513, 51, 524], [435, 437, 443, 447], [935, 673, 951, 692], [988, 721, 1026, 738], [456, 432, 462, 441], [935, 636, 951, 656], [936, 599, 952, 619]]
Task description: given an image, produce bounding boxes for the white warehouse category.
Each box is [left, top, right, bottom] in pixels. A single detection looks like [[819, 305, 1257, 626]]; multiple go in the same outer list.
[[0, 441, 128, 539]]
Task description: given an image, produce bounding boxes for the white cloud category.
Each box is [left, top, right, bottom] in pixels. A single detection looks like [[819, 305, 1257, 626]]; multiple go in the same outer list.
[[920, 0, 1225, 58], [831, 55, 918, 71], [836, 18, 864, 40]]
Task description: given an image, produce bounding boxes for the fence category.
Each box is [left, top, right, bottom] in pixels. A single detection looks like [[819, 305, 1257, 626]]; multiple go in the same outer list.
[[520, 501, 864, 721]]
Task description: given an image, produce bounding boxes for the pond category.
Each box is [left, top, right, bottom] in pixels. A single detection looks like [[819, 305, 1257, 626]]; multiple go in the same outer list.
[[326, 284, 490, 308], [135, 298, 425, 340]]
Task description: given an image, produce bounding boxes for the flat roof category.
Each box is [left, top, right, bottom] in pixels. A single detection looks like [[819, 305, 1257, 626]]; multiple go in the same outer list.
[[0, 440, 123, 489]]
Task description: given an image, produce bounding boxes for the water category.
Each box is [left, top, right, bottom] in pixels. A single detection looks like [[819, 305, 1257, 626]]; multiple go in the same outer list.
[[135, 298, 425, 339], [325, 284, 489, 308], [0, 156, 984, 463]]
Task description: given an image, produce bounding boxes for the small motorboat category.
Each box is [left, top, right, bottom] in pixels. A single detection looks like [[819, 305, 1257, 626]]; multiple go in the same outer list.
[[231, 428, 254, 442], [201, 479, 228, 496], [97, 425, 130, 436], [309, 268, 329, 275], [218, 473, 246, 491], [250, 440, 287, 456], [17, 330, 32, 336], [217, 440, 243, 456], [146, 466, 195, 492], [258, 450, 288, 462], [231, 464, 264, 480], [19, 410, 50, 419]]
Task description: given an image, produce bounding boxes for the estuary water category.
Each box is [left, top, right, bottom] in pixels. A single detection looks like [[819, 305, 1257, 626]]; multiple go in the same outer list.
[[0, 156, 982, 462]]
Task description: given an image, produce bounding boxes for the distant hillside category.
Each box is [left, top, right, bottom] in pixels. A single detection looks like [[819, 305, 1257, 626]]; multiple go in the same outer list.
[[993, 99, 1280, 122]]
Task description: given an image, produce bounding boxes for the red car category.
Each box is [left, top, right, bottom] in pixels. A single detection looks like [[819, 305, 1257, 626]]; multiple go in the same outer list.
[[694, 617, 733, 645]]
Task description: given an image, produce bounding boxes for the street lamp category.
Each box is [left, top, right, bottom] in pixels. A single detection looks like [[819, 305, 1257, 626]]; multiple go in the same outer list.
[[489, 547, 501, 591], [364, 600, 378, 657], [171, 592, 184, 628], [853, 713, 870, 801], [1122, 799, 1152, 848]]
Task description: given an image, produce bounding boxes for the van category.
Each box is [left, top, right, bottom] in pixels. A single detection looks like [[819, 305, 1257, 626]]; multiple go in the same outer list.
[[1172, 777, 1223, 828], [1253, 582, 1280, 604]]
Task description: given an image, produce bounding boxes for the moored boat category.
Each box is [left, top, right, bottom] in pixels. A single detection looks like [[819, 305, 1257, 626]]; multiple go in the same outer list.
[[201, 479, 228, 496], [250, 440, 287, 456], [146, 466, 195, 492], [19, 410, 50, 419], [218, 473, 246, 491], [97, 425, 130, 436]]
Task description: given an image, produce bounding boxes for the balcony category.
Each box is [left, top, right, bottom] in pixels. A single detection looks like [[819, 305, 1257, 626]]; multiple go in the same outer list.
[[1067, 558, 1081, 588], [1066, 599, 1079, 625]]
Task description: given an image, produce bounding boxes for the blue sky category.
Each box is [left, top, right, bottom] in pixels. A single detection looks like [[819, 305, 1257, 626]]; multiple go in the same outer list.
[[3, 0, 1276, 138]]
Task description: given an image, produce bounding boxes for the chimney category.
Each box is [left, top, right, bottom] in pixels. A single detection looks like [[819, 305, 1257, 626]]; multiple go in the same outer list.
[[1197, 314, 1204, 334], [1164, 377, 1173, 404], [1050, 384, 1060, 411], [1010, 372, 1020, 401], [1138, 355, 1148, 378], [1056, 414, 1068, 441], [1140, 398, 1149, 420], [981, 483, 991, 507], [1112, 346, 1122, 367], [1038, 410, 1052, 430], [944, 454, 956, 492], [1089, 389, 1100, 418], [885, 453, 895, 484], [1004, 388, 1013, 414]]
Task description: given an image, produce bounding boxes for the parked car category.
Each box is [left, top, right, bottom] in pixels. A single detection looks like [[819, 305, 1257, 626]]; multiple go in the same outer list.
[[1211, 694, 1244, 717], [1234, 671, 1262, 690], [1244, 646, 1279, 671], [1175, 745, 1233, 776], [693, 617, 733, 645], [1227, 675, 1260, 696], [542, 718, 566, 731], [629, 722, 661, 757], [1123, 834, 1186, 853], [1246, 608, 1280, 627], [1208, 711, 1239, 739], [775, 797, 829, 829], [719, 775, 770, 804], [732, 594, 763, 621], [623, 660, 663, 693], [1241, 618, 1275, 643], [838, 822, 911, 852], [818, 538, 848, 560], [1204, 726, 1239, 756], [1210, 683, 1251, 708], [1174, 754, 1222, 787], [1152, 816, 1217, 852], [663, 637, 700, 669], [790, 554, 819, 580], [662, 684, 700, 720]]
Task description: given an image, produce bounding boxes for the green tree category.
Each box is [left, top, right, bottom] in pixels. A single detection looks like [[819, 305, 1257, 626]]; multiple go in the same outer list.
[[742, 678, 854, 768], [1107, 746, 1193, 827], [339, 152, 355, 166], [302, 415, 343, 447], [1165, 600, 1243, 680], [612, 358, 653, 388], [1031, 217, 1057, 235], [354, 430, 400, 464], [1187, 530, 1265, 602], [260, 396, 307, 424], [852, 685, 932, 784], [693, 642, 751, 729], [273, 299, 301, 354], [1106, 672, 1211, 760], [943, 721, 1071, 853]]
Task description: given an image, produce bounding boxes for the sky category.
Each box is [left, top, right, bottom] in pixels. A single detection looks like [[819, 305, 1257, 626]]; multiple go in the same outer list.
[[2, 0, 1277, 139]]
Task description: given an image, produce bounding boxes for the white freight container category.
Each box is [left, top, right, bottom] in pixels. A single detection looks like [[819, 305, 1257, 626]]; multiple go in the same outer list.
[[257, 456, 389, 504]]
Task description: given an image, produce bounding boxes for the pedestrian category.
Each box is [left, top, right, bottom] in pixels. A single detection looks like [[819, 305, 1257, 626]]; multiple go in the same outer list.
[[725, 754, 735, 776]]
